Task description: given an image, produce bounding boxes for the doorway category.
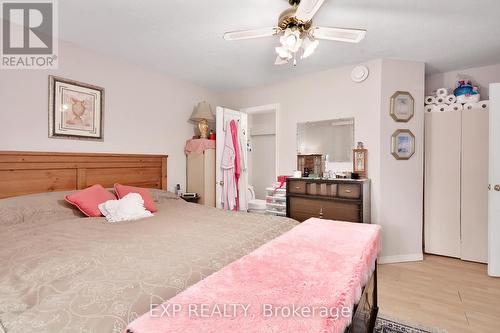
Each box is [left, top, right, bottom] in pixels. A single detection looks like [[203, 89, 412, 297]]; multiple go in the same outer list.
[[241, 104, 279, 200]]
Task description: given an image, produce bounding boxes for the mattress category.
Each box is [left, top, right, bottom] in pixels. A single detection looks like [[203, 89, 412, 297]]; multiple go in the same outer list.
[[127, 218, 381, 333], [0, 190, 297, 333]]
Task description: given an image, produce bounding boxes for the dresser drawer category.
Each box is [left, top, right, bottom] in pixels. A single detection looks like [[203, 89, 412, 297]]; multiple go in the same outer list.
[[288, 180, 306, 194], [308, 183, 338, 196], [289, 197, 322, 214], [322, 201, 361, 222], [289, 197, 361, 223], [338, 184, 361, 199], [307, 183, 323, 195], [324, 184, 337, 196]]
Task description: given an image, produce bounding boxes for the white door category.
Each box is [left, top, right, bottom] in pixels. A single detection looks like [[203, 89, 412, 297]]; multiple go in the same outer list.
[[424, 111, 462, 258], [489, 83, 500, 276], [461, 109, 489, 263], [215, 107, 248, 211]]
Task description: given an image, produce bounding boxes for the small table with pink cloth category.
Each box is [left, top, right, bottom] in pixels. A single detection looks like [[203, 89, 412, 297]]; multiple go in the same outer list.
[[185, 138, 216, 154], [126, 219, 381, 333]]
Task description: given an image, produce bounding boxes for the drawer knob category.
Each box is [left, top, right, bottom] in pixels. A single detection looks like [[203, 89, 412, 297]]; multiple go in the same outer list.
[[295, 186, 301, 190], [345, 189, 352, 193]]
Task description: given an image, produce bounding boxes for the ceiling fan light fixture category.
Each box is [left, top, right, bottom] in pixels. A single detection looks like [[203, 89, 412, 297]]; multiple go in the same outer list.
[[301, 37, 319, 59], [222, 0, 366, 66], [275, 55, 290, 65], [279, 28, 302, 53], [285, 34, 298, 47], [275, 46, 293, 60]]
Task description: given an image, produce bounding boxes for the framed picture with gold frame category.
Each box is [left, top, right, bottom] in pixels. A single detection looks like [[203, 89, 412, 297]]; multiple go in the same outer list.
[[49, 76, 105, 141], [391, 129, 415, 160], [390, 91, 414, 122], [353, 148, 367, 178]]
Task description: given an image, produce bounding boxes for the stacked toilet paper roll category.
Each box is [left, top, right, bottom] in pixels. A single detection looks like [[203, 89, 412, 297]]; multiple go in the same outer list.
[[424, 105, 436, 113], [446, 103, 463, 112], [477, 100, 489, 109], [464, 101, 490, 111], [436, 88, 448, 97], [425, 89, 457, 106], [424, 86, 489, 113], [436, 104, 448, 112], [464, 102, 475, 111], [425, 96, 436, 105], [435, 96, 447, 104], [446, 94, 457, 104]]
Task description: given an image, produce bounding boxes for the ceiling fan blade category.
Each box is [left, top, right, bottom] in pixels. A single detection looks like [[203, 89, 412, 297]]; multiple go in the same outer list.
[[223, 27, 278, 41], [312, 26, 367, 43], [295, 0, 325, 22]]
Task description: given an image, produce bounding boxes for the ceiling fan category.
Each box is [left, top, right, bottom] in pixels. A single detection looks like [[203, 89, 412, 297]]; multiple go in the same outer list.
[[223, 0, 366, 66]]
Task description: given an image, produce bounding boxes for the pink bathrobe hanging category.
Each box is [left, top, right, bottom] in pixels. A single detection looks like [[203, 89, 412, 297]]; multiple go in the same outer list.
[[230, 120, 240, 211], [221, 120, 238, 210]]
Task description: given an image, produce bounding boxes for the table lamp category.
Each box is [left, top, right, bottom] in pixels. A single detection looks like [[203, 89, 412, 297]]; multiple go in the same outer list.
[[190, 101, 215, 139]]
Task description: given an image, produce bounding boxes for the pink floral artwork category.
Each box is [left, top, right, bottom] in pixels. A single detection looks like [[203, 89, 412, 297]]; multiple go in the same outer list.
[[61, 91, 95, 130]]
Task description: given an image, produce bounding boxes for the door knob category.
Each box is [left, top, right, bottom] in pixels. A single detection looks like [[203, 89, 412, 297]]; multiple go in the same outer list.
[[495, 185, 500, 192], [219, 181, 224, 186]]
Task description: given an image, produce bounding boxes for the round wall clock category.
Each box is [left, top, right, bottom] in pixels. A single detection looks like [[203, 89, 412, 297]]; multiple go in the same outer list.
[[351, 65, 369, 83]]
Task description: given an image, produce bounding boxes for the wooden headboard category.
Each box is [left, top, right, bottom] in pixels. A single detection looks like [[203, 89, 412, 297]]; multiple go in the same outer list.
[[0, 151, 168, 199]]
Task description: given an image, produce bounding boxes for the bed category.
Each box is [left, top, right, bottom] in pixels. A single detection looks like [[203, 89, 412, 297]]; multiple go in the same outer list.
[[0, 151, 378, 333]]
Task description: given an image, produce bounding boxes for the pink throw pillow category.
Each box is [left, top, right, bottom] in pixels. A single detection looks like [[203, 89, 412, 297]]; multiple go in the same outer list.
[[65, 184, 117, 217], [114, 184, 157, 212]]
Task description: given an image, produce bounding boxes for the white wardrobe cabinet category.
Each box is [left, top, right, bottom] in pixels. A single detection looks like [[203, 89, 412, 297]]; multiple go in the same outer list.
[[186, 149, 216, 207], [424, 109, 488, 263]]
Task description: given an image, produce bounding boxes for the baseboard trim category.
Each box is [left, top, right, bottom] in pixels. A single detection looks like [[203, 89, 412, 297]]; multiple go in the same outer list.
[[378, 253, 424, 264]]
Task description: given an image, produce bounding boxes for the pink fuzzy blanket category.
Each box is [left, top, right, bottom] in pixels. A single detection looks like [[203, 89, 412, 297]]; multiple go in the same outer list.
[[126, 218, 381, 333]]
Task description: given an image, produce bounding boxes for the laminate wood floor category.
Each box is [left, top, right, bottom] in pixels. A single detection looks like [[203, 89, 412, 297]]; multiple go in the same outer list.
[[378, 255, 500, 333]]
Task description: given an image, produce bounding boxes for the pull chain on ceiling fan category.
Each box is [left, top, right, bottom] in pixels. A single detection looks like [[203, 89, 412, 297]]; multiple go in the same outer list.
[[223, 0, 366, 66]]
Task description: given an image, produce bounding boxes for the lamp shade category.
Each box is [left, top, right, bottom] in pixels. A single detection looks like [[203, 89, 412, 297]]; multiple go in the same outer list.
[[190, 101, 215, 122]]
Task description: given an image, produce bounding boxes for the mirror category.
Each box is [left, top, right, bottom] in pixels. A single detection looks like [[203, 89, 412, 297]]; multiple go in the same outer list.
[[297, 118, 354, 163]]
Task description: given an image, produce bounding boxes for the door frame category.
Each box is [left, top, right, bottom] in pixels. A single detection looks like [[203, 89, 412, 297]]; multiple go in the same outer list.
[[215, 107, 249, 210], [240, 103, 280, 180]]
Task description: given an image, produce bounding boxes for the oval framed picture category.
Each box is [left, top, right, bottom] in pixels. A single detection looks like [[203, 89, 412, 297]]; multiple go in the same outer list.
[[391, 129, 415, 160], [390, 91, 414, 122]]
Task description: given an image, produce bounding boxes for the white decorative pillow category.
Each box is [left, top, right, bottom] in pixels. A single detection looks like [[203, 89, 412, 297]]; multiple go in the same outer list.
[[98, 193, 153, 223]]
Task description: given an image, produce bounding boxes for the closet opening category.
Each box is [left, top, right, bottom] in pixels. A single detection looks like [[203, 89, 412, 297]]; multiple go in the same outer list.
[[242, 104, 279, 213]]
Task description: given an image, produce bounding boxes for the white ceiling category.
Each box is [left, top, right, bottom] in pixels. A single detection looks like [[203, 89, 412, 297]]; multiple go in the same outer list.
[[59, 0, 500, 91]]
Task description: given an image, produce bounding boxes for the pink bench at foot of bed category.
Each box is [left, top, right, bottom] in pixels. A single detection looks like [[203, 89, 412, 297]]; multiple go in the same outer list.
[[126, 218, 381, 333]]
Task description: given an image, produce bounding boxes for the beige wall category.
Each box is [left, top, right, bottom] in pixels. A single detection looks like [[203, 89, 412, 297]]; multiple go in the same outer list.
[[220, 59, 383, 186], [0, 40, 219, 192], [426, 63, 500, 99], [220, 59, 425, 262], [378, 59, 425, 263]]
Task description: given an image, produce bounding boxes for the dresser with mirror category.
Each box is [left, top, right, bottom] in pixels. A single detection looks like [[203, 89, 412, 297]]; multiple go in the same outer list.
[[289, 117, 370, 223]]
